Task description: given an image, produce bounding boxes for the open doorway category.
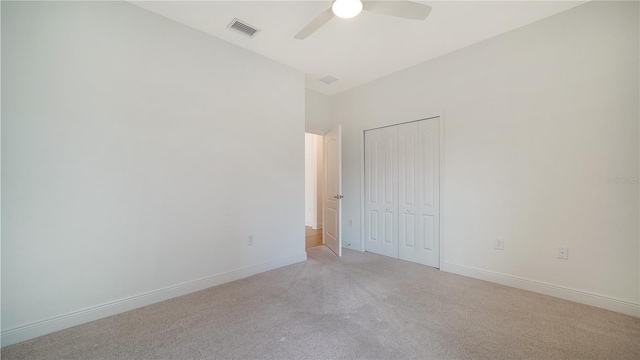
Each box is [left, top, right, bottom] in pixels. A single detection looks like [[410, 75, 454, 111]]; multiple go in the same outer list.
[[305, 132, 324, 249]]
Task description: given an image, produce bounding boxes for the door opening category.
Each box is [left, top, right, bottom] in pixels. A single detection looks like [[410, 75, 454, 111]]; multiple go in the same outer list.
[[305, 133, 324, 249]]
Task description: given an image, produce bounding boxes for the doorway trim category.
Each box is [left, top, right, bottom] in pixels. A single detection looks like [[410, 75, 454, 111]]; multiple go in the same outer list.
[[359, 114, 446, 268]]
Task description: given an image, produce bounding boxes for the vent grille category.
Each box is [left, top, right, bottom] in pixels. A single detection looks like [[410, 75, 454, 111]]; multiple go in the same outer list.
[[227, 18, 260, 38], [319, 75, 339, 85]]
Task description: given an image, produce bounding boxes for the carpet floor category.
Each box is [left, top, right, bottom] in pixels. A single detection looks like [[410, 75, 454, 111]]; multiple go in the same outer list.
[[3, 246, 639, 359]]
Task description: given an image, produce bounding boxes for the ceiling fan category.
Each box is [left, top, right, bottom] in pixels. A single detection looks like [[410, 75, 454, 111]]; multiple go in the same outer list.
[[295, 0, 432, 40]]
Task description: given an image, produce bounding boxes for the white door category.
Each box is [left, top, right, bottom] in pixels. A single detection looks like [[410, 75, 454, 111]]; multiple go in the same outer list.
[[398, 122, 419, 263], [398, 119, 440, 267], [416, 119, 440, 267], [364, 118, 440, 268], [324, 126, 342, 257], [364, 126, 399, 258]]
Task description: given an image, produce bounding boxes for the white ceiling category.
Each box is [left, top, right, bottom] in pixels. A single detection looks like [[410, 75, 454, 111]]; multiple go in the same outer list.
[[131, 1, 587, 96]]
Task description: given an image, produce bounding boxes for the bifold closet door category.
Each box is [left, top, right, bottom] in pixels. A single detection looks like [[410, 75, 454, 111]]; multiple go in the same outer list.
[[398, 122, 419, 263], [364, 126, 399, 259], [398, 119, 440, 268], [365, 118, 440, 268]]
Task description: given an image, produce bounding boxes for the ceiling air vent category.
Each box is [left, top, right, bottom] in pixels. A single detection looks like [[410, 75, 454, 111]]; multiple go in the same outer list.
[[319, 75, 339, 85], [227, 18, 260, 38]]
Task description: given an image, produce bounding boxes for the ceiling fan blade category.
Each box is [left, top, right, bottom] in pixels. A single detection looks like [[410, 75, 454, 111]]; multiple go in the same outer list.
[[362, 1, 432, 20], [294, 7, 335, 39]]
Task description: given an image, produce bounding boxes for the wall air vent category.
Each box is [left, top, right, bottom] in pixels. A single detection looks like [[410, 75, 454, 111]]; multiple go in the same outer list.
[[319, 75, 339, 85], [227, 18, 261, 38]]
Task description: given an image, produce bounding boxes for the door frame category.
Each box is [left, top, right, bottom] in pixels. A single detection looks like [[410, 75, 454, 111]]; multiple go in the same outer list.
[[359, 114, 446, 268], [305, 127, 326, 245]]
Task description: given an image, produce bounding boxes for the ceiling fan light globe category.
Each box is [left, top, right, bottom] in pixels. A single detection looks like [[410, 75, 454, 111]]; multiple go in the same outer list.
[[332, 0, 363, 19]]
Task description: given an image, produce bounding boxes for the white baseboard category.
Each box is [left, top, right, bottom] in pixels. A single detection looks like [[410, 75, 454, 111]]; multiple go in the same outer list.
[[342, 241, 361, 250], [305, 222, 321, 229], [441, 262, 640, 317], [1, 252, 307, 347]]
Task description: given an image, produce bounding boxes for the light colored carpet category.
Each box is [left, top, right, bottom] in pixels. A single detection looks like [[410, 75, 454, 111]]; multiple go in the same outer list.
[[3, 246, 639, 359]]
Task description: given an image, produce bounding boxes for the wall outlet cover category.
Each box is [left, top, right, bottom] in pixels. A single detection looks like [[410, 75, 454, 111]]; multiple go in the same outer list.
[[557, 246, 568, 259]]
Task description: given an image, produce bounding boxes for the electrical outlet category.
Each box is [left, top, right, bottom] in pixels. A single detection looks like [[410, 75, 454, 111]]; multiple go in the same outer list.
[[557, 246, 568, 260], [247, 235, 254, 246], [494, 238, 504, 250]]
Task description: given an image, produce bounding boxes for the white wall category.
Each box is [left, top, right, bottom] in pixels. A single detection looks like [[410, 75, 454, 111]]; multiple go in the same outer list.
[[305, 89, 332, 135], [0, 0, 3, 337], [305, 89, 330, 229], [316, 135, 324, 230], [1, 1, 305, 345], [305, 133, 318, 228], [331, 1, 639, 315], [304, 133, 324, 229]]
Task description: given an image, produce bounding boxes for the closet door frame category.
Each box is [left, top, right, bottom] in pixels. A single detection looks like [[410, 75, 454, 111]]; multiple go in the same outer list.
[[360, 114, 445, 268]]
